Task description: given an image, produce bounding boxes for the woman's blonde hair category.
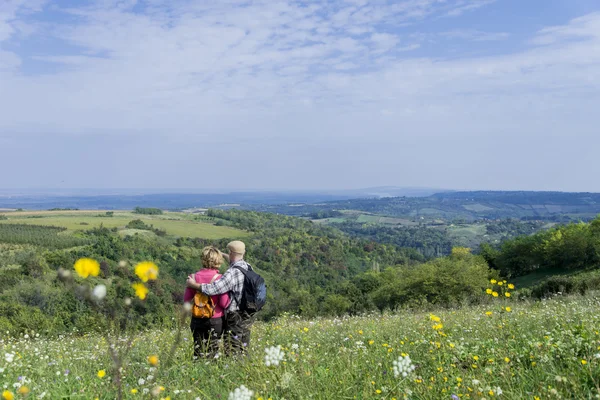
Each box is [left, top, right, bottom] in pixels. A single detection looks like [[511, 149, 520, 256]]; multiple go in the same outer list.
[[201, 246, 224, 270]]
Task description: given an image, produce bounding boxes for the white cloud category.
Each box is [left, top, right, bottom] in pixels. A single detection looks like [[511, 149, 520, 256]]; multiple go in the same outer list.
[[0, 1, 600, 191]]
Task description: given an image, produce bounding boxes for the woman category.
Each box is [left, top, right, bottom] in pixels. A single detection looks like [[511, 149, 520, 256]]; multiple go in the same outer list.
[[184, 246, 230, 359]]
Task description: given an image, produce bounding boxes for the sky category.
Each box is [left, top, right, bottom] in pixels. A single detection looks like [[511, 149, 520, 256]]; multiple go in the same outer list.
[[1, 0, 599, 192]]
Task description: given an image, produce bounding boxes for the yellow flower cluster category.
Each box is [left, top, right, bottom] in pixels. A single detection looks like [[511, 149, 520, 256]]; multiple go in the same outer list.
[[131, 261, 159, 300], [74, 258, 100, 278], [135, 261, 159, 282], [486, 279, 515, 299]]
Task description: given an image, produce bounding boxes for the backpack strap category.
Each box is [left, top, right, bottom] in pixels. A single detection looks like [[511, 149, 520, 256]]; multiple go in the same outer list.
[[209, 273, 221, 284], [232, 265, 249, 277]]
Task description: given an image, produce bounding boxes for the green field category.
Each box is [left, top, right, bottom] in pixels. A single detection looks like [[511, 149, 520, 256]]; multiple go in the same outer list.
[[2, 293, 600, 399], [446, 224, 488, 248], [0, 211, 250, 240]]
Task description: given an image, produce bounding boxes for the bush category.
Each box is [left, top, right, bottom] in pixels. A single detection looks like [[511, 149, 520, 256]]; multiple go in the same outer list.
[[369, 252, 491, 311]]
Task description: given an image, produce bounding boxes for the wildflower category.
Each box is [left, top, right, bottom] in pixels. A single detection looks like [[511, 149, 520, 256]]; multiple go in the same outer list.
[[97, 370, 106, 378], [498, 281, 503, 286], [303, 327, 309, 332], [581, 359, 588, 365], [132, 283, 149, 300], [134, 261, 159, 282], [473, 356, 479, 361], [504, 357, 510, 363], [490, 279, 497, 284], [369, 340, 375, 345], [228, 385, 253, 400], [432, 324, 443, 330], [264, 346, 285, 367], [148, 355, 159, 366], [92, 284, 107, 301], [131, 389, 138, 394], [2, 391, 14, 400], [74, 258, 100, 278], [505, 307, 512, 312], [392, 355, 416, 378], [376, 390, 382, 394], [505, 292, 511, 298], [492, 292, 499, 297], [486, 289, 493, 295], [5, 353, 14, 363], [16, 387, 28, 395], [508, 284, 515, 289], [485, 311, 493, 316], [429, 314, 441, 322]]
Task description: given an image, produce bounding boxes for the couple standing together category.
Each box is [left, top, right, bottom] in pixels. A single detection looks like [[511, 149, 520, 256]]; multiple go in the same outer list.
[[183, 240, 255, 358]]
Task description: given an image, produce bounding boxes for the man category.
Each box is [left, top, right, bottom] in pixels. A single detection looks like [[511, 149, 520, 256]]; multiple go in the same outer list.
[[186, 240, 254, 355]]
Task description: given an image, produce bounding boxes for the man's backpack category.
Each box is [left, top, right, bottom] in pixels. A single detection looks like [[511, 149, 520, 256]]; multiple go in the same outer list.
[[233, 265, 266, 314], [192, 273, 220, 319]]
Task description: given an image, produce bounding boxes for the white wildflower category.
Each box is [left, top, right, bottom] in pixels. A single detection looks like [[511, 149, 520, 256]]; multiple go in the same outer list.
[[392, 355, 416, 378], [228, 384, 254, 400], [264, 345, 285, 367], [92, 284, 107, 301]]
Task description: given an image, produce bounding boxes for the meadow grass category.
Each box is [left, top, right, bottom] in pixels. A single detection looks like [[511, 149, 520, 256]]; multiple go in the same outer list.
[[0, 211, 249, 239], [2, 294, 600, 399]]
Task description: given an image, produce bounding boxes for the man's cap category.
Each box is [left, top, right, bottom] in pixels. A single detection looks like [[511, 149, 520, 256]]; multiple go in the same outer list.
[[227, 240, 246, 255]]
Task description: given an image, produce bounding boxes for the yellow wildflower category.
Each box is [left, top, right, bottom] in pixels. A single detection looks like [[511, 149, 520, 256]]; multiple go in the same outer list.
[[485, 311, 493, 316], [505, 307, 512, 312], [498, 281, 503, 286], [2, 391, 14, 400], [134, 261, 159, 282], [490, 279, 497, 284], [429, 314, 441, 322], [492, 292, 499, 297], [486, 288, 493, 295], [376, 389, 382, 394], [505, 292, 511, 298], [432, 323, 443, 330], [17, 387, 29, 395], [131, 389, 138, 394], [132, 283, 149, 300], [74, 258, 100, 278], [303, 327, 309, 332], [148, 355, 159, 366], [504, 357, 510, 363], [508, 283, 515, 289], [582, 359, 588, 365], [97, 369, 106, 378]]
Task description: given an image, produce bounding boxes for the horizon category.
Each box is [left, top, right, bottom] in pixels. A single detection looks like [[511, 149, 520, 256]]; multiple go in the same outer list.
[[1, 0, 599, 191]]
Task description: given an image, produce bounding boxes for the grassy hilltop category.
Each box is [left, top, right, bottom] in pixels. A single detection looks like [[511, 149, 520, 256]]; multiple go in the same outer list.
[[0, 210, 249, 239], [1, 294, 599, 399]]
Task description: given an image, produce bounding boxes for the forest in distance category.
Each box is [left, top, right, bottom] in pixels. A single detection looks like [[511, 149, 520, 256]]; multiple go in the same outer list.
[[1, 203, 599, 336]]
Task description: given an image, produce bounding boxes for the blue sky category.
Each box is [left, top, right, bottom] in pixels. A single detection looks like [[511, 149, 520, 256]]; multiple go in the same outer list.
[[1, 0, 599, 192]]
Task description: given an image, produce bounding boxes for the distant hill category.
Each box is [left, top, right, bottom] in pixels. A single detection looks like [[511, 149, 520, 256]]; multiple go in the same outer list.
[[0, 187, 446, 210], [246, 191, 600, 221]]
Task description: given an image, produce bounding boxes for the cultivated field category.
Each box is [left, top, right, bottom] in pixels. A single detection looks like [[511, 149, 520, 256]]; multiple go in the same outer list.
[[0, 210, 250, 240], [1, 294, 600, 399]]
